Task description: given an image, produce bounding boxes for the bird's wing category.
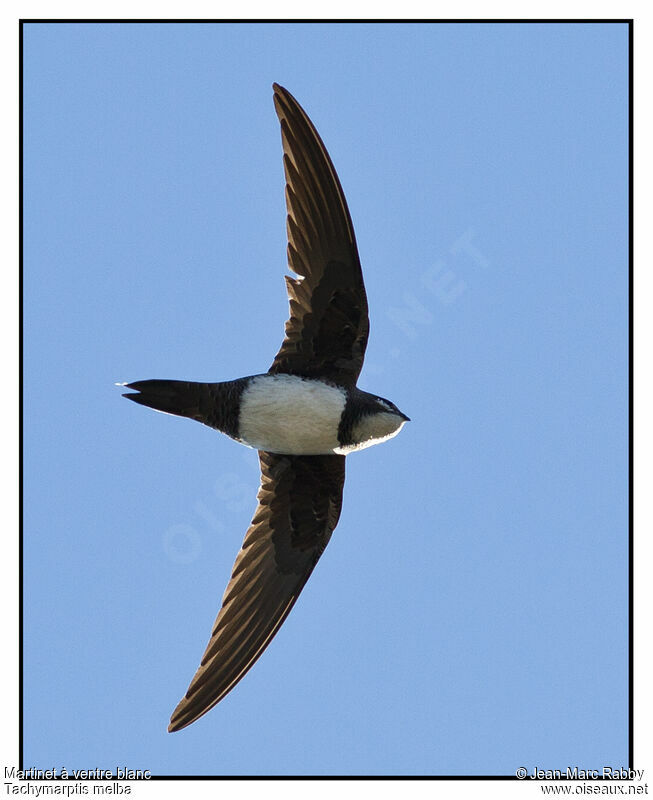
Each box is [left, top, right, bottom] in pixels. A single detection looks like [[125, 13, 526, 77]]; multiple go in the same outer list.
[[268, 83, 369, 387], [168, 450, 345, 731]]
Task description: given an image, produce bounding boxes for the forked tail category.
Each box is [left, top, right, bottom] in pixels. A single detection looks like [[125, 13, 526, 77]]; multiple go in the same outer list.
[[122, 380, 210, 423], [122, 377, 247, 439]]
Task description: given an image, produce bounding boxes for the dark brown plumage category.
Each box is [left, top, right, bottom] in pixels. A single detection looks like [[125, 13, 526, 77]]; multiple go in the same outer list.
[[168, 452, 345, 731], [166, 84, 367, 731], [269, 83, 369, 386]]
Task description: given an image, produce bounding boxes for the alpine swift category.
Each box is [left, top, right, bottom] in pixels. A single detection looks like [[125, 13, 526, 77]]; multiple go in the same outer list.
[[123, 84, 409, 732]]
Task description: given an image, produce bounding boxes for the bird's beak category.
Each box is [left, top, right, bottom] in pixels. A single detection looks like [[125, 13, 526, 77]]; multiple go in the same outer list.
[[400, 412, 411, 422]]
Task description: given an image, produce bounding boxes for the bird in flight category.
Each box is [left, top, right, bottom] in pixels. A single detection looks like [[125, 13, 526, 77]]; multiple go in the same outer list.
[[123, 83, 409, 732]]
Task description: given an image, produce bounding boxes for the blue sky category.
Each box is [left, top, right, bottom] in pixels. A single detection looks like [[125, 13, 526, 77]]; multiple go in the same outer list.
[[22, 22, 629, 776]]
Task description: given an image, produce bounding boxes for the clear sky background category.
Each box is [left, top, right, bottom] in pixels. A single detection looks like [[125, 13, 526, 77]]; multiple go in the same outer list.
[[23, 22, 628, 776]]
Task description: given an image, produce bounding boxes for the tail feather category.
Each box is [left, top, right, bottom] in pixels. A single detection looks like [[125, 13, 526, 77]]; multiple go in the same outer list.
[[123, 380, 208, 422]]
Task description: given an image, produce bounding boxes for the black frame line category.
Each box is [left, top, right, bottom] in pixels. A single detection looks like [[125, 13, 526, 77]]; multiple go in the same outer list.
[[18, 18, 633, 23], [627, 17, 634, 771], [18, 17, 634, 781], [18, 16, 24, 777]]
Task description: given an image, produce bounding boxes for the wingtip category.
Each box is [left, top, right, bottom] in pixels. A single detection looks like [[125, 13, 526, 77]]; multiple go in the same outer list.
[[272, 83, 286, 111], [273, 83, 294, 106], [168, 703, 192, 733], [167, 708, 183, 733]]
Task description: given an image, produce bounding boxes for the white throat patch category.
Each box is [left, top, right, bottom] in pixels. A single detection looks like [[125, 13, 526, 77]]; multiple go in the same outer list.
[[335, 412, 407, 455]]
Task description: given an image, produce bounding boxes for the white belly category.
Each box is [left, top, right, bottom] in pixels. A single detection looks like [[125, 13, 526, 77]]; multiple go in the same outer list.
[[238, 375, 347, 455]]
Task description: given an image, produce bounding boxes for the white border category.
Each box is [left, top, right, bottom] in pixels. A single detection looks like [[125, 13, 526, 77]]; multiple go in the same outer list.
[[3, 5, 648, 799]]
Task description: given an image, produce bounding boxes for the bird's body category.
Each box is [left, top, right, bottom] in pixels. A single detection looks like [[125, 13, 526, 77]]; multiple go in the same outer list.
[[123, 83, 409, 731], [240, 374, 350, 454], [127, 373, 407, 455]]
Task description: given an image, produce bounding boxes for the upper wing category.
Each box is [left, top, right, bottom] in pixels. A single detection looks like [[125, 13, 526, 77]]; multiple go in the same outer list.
[[268, 83, 369, 387], [168, 451, 345, 732]]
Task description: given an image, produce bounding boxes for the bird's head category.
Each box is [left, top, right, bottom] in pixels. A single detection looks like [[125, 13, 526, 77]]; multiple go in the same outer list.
[[370, 395, 411, 423], [343, 391, 410, 453]]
